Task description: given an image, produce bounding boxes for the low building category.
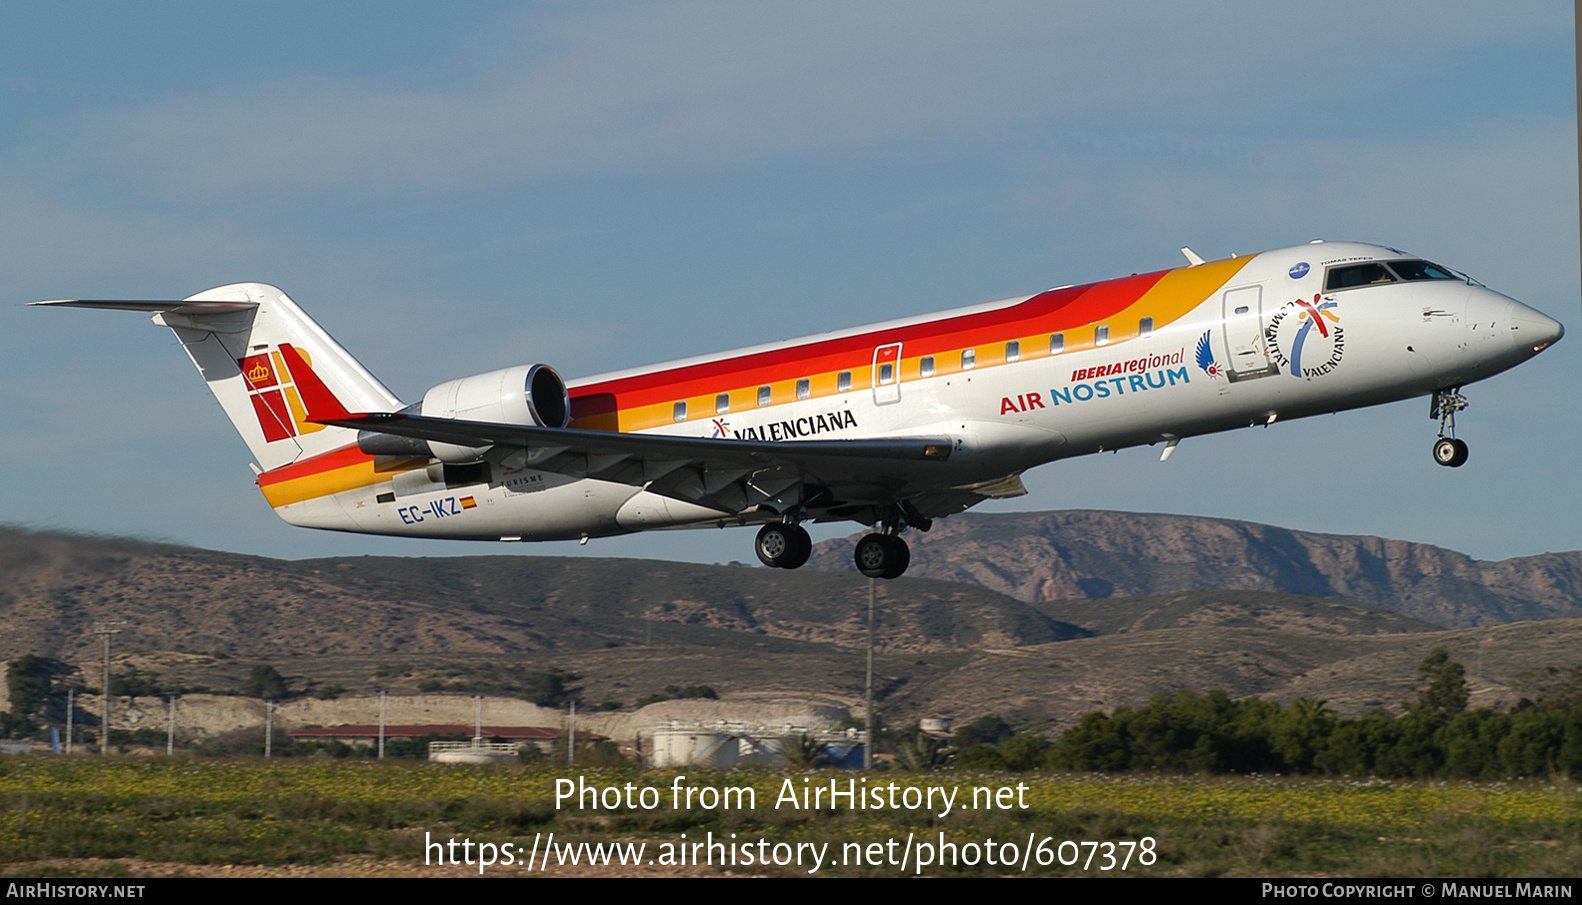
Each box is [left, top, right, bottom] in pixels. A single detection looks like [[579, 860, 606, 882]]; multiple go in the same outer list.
[[288, 724, 605, 754]]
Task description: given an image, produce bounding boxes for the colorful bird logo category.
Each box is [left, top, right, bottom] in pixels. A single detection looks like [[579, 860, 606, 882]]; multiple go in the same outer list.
[[1195, 330, 1221, 378]]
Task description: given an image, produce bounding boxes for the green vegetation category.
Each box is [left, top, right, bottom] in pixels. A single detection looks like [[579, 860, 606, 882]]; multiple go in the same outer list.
[[634, 684, 718, 708], [243, 664, 291, 700], [0, 760, 1577, 877], [3, 655, 77, 738], [107, 667, 164, 698], [779, 732, 829, 769], [955, 652, 1582, 781], [413, 666, 585, 707]]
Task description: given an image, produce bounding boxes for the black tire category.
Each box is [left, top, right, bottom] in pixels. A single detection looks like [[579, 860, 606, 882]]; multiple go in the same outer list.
[[755, 524, 796, 568], [1433, 437, 1469, 468], [854, 534, 910, 579], [780, 525, 813, 570], [854, 534, 891, 578], [880, 535, 910, 579]]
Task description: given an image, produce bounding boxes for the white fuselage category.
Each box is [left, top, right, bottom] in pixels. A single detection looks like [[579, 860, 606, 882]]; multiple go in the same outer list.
[[268, 242, 1556, 542]]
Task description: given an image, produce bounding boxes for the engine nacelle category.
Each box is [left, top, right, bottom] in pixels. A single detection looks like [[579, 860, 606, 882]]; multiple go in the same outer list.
[[358, 363, 569, 463]]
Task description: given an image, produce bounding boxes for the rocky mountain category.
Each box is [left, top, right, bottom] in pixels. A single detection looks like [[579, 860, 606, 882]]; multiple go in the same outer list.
[[806, 510, 1582, 627], [0, 527, 1082, 664], [6, 515, 1582, 727]]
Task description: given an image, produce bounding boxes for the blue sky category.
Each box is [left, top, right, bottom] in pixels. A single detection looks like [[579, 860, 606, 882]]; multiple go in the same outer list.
[[2, 2, 1576, 566]]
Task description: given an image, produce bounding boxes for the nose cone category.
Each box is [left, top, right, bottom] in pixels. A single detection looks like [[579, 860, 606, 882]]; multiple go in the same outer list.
[[1510, 303, 1565, 353]]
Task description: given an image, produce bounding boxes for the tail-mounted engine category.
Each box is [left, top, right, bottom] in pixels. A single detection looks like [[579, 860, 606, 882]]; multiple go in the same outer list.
[[357, 363, 569, 462]]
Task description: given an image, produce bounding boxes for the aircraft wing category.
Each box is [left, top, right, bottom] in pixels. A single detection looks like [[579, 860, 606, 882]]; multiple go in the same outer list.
[[334, 409, 955, 517], [284, 341, 962, 520]]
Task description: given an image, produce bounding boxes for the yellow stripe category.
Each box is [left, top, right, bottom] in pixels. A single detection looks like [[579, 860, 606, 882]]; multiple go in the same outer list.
[[261, 459, 423, 508], [597, 257, 1255, 433]]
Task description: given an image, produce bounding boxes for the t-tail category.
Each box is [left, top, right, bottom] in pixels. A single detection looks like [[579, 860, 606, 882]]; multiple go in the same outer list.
[[33, 284, 398, 472]]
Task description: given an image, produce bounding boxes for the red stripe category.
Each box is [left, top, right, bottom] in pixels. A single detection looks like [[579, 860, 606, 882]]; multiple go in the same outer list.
[[257, 444, 369, 485], [571, 271, 1168, 409]]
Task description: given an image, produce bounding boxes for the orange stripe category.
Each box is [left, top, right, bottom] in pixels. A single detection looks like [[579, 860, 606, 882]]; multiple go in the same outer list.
[[572, 257, 1254, 433], [257, 445, 424, 508]]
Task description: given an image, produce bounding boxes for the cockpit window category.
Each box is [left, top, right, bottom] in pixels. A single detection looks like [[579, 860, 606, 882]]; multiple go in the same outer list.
[[1388, 259, 1459, 282], [1325, 262, 1396, 291], [1326, 259, 1463, 291]]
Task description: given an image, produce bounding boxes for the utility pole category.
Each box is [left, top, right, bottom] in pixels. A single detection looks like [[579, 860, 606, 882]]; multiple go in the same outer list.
[[378, 690, 386, 760], [265, 700, 274, 758], [166, 696, 175, 755], [865, 578, 875, 770], [66, 688, 74, 755], [93, 622, 122, 755]]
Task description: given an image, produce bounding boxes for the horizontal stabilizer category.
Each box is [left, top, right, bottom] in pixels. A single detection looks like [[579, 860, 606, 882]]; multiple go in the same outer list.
[[31, 299, 259, 315]]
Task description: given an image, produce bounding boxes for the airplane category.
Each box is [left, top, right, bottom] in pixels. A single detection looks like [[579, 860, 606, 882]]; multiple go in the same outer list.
[[37, 240, 1563, 579]]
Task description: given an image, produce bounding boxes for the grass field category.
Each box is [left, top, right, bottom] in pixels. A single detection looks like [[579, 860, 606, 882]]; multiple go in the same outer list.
[[2, 758, 1579, 877]]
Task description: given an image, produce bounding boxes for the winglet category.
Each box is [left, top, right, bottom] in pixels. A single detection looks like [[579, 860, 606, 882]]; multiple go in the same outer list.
[[280, 343, 355, 422]]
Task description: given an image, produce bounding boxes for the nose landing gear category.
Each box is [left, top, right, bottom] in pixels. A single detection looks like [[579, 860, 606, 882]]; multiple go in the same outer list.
[[1430, 387, 1469, 468], [1433, 436, 1469, 468]]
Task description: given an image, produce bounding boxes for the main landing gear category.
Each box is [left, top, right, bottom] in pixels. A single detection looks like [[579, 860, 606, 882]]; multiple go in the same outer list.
[[755, 522, 812, 570], [754, 517, 917, 579], [854, 533, 910, 580], [1430, 387, 1470, 468]]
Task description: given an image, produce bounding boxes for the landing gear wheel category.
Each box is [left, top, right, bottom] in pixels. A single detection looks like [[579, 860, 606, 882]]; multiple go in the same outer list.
[[1432, 437, 1469, 468], [756, 523, 813, 569], [756, 524, 793, 567], [781, 525, 812, 570], [854, 534, 910, 579], [881, 535, 910, 579]]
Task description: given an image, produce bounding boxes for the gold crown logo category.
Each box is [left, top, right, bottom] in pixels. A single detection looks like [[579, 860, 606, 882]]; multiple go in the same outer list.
[[248, 363, 271, 383]]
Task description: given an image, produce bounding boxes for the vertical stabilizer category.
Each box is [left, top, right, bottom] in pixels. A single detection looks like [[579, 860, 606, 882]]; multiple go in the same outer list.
[[37, 284, 400, 471]]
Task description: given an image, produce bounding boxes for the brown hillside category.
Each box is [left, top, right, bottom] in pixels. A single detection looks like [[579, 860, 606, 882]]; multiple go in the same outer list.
[[805, 510, 1582, 627]]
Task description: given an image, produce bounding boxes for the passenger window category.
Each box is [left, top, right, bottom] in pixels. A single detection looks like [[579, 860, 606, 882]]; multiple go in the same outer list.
[[1326, 262, 1396, 291], [758, 385, 771, 406], [879, 362, 894, 385], [716, 393, 729, 414], [1235, 306, 1249, 315], [673, 401, 687, 422], [1095, 325, 1110, 346], [920, 355, 935, 377], [1005, 340, 1020, 362], [962, 348, 976, 370], [1139, 317, 1153, 336], [1050, 333, 1064, 354], [838, 371, 852, 392], [796, 378, 811, 400]]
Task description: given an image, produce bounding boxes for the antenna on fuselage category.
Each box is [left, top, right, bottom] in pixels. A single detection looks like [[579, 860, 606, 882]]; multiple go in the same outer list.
[[1180, 247, 1205, 267]]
